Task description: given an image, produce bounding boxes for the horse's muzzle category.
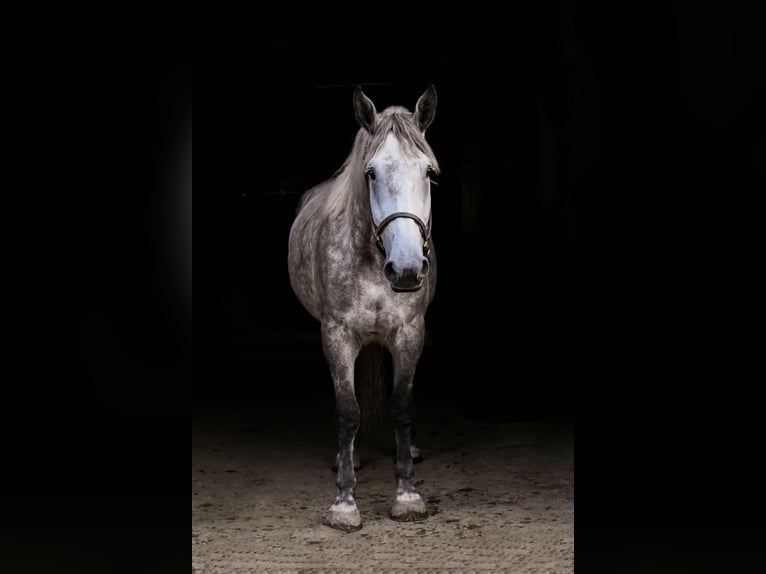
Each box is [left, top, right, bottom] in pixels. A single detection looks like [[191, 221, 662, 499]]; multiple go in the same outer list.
[[384, 258, 429, 292]]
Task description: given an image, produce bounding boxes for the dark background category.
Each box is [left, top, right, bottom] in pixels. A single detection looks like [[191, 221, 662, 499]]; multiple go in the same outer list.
[[200, 2, 762, 425], [4, 2, 763, 571], [202, 7, 580, 420], [202, 70, 579, 419]]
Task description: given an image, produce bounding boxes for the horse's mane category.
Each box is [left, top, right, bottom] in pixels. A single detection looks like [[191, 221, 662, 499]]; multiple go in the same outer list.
[[298, 106, 440, 226]]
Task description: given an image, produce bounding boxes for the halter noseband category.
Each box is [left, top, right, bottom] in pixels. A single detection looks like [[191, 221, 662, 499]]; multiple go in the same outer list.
[[372, 211, 431, 257]]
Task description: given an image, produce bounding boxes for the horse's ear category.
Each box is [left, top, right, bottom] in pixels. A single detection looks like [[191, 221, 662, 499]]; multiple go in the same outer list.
[[354, 86, 377, 133], [413, 84, 437, 132]]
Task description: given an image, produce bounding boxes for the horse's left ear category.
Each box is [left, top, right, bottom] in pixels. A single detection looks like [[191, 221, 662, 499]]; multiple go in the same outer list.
[[413, 84, 437, 132]]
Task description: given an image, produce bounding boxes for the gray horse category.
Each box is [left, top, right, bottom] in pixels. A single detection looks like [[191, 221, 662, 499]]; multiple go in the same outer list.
[[287, 85, 439, 532]]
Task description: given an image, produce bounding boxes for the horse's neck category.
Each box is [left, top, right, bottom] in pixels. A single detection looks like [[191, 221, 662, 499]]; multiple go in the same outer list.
[[340, 182, 375, 252]]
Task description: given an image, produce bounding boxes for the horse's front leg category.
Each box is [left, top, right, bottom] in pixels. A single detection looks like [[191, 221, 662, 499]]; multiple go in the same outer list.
[[332, 432, 361, 472], [321, 321, 363, 532], [410, 420, 423, 464], [388, 322, 428, 522]]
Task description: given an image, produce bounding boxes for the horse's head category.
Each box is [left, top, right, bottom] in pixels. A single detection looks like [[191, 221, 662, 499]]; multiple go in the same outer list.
[[354, 85, 438, 292]]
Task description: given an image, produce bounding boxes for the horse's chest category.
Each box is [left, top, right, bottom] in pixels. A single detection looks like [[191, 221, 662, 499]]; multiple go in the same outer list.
[[340, 283, 419, 335]]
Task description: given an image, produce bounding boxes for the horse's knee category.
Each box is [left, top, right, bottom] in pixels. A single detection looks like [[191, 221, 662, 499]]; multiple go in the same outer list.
[[338, 407, 360, 429]]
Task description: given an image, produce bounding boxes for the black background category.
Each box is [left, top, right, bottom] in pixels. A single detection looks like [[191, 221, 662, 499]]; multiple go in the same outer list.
[[200, 3, 761, 427], [5, 2, 764, 571]]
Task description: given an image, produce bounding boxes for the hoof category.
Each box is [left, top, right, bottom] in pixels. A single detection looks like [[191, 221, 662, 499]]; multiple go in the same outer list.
[[322, 502, 362, 532], [331, 453, 362, 472], [390, 492, 428, 522]]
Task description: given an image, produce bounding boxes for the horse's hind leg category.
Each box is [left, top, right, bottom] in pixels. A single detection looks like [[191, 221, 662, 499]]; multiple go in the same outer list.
[[321, 321, 363, 532], [388, 326, 428, 522]]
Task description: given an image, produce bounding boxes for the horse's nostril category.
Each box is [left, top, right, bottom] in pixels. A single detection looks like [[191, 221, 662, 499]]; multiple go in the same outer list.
[[384, 261, 397, 282], [420, 257, 429, 278]]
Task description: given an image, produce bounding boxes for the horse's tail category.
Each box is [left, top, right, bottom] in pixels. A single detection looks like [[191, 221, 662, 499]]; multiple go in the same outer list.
[[355, 343, 386, 438]]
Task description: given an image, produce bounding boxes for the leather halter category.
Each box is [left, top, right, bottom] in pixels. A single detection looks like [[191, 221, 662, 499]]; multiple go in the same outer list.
[[372, 211, 431, 257], [364, 157, 433, 258]]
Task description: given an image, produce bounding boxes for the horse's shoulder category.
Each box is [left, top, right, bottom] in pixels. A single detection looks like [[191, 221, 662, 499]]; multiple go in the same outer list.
[[295, 187, 319, 215]]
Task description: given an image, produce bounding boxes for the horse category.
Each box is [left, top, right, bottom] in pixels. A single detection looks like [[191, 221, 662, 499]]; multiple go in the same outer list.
[[287, 85, 439, 532]]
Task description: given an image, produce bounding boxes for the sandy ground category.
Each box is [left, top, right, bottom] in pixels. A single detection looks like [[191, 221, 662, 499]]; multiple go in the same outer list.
[[192, 402, 573, 573]]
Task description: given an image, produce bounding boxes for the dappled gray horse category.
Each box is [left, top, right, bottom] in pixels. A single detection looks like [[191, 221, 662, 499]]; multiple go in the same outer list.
[[287, 85, 439, 532]]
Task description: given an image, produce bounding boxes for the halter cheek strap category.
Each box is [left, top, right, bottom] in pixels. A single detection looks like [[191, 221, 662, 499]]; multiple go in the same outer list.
[[372, 212, 431, 257]]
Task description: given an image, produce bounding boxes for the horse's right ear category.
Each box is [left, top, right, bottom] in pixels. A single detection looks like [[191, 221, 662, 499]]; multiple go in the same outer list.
[[354, 86, 377, 133]]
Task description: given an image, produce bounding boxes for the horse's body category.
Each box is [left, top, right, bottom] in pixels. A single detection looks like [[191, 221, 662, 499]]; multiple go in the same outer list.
[[287, 86, 439, 532]]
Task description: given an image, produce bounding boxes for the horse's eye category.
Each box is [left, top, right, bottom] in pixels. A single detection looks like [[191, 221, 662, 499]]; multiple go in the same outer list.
[[365, 168, 376, 181], [427, 167, 438, 185]]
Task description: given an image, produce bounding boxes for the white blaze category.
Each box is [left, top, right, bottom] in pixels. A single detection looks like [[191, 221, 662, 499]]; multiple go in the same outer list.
[[368, 133, 431, 273]]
